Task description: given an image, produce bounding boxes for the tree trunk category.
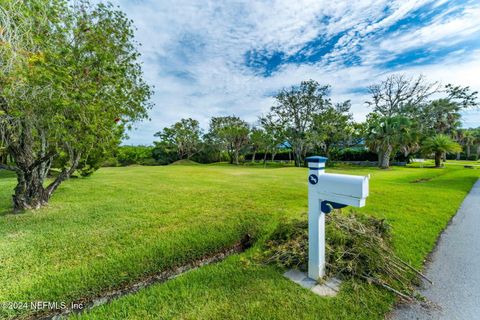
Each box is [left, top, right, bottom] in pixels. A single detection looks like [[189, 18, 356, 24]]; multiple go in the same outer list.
[[325, 144, 331, 160], [271, 151, 276, 162], [378, 146, 391, 169], [434, 152, 442, 168], [467, 145, 471, 158], [45, 151, 81, 198], [8, 151, 80, 212], [456, 152, 461, 160], [1, 120, 81, 212], [294, 147, 302, 167], [377, 150, 383, 167], [251, 151, 256, 163], [234, 150, 239, 165], [0, 153, 6, 165], [12, 169, 49, 211]]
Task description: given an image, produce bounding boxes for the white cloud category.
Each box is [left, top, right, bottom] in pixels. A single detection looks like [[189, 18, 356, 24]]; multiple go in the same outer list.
[[378, 6, 480, 53], [106, 0, 480, 145]]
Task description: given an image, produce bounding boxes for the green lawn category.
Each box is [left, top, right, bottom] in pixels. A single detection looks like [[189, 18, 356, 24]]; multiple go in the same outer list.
[[0, 164, 478, 319], [407, 159, 480, 168], [445, 159, 480, 166]]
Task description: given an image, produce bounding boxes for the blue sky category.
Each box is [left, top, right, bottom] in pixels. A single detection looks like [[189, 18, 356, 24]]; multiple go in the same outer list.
[[110, 0, 480, 145]]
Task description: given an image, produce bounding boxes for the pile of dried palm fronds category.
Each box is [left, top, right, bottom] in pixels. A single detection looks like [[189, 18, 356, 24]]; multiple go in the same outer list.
[[261, 212, 431, 301]]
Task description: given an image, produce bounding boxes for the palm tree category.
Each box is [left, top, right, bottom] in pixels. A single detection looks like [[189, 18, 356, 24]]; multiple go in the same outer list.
[[365, 115, 413, 169], [422, 134, 462, 168], [462, 130, 476, 159], [453, 129, 465, 160], [474, 128, 480, 160]]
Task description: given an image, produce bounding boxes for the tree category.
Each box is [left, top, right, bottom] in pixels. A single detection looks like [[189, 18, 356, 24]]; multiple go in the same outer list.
[[208, 116, 249, 165], [259, 113, 286, 163], [421, 99, 462, 136], [365, 115, 413, 169], [154, 118, 202, 160], [265, 80, 331, 166], [310, 101, 353, 158], [196, 132, 225, 163], [0, 1, 152, 212], [365, 74, 439, 168], [367, 74, 439, 117], [462, 130, 476, 158], [445, 84, 479, 109], [249, 127, 269, 163], [420, 84, 478, 138], [475, 128, 480, 160], [424, 85, 478, 161], [422, 135, 462, 168]]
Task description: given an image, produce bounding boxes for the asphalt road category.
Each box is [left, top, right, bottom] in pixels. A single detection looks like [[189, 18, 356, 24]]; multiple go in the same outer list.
[[391, 179, 480, 320]]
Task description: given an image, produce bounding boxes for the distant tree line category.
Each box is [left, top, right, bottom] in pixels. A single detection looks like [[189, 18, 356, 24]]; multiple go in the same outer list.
[[111, 76, 478, 169], [363, 75, 477, 168], [146, 80, 358, 166]]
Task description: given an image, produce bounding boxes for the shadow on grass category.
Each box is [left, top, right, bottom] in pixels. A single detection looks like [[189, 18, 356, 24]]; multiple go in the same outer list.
[[0, 169, 15, 216], [0, 169, 16, 179], [206, 162, 297, 169], [0, 198, 13, 217]]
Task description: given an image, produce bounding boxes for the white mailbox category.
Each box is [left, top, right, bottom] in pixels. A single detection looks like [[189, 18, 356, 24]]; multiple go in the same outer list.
[[306, 156, 369, 280], [314, 173, 369, 208]]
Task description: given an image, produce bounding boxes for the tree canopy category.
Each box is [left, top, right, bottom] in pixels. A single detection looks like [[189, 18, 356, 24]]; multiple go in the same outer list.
[[0, 0, 152, 211], [154, 118, 202, 160], [311, 102, 353, 158], [208, 116, 249, 165], [263, 80, 335, 166], [422, 134, 462, 167], [365, 74, 478, 168]]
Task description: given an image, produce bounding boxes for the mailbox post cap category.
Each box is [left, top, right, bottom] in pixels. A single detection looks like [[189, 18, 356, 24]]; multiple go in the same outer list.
[[305, 156, 328, 163]]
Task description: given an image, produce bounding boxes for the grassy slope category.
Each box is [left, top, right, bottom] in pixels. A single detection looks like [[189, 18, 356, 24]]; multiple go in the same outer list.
[[0, 165, 305, 318], [0, 165, 478, 319]]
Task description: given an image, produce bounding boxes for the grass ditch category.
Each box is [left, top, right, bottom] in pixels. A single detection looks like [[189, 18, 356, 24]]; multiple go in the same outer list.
[[27, 235, 254, 320]]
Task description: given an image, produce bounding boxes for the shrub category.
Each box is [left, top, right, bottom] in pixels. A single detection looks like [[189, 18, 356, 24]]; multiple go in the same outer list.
[[332, 148, 378, 161], [116, 146, 155, 166], [101, 157, 120, 167]]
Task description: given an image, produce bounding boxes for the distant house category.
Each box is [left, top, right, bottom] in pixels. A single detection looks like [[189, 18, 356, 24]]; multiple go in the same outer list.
[[277, 141, 292, 149]]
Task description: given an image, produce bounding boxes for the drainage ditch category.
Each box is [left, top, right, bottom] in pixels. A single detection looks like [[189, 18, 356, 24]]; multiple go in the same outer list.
[[22, 234, 253, 320]]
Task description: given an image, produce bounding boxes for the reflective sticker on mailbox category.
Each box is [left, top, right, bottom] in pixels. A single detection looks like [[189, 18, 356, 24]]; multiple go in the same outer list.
[[308, 174, 318, 185]]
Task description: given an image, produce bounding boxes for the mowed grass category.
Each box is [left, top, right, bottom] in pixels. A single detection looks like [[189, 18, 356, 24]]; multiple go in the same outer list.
[[445, 159, 480, 166], [0, 165, 305, 318], [0, 164, 478, 319], [407, 159, 480, 167]]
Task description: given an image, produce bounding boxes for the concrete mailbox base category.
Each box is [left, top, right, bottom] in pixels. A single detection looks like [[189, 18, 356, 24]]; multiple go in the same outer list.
[[283, 269, 342, 297]]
